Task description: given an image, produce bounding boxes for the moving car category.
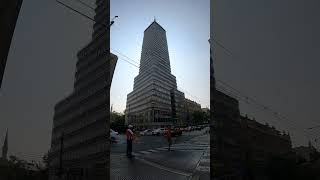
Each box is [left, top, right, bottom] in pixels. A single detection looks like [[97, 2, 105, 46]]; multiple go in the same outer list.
[[152, 128, 166, 136], [140, 129, 152, 136]]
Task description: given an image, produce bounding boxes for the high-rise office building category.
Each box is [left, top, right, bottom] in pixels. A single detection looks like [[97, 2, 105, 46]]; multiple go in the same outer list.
[[48, 0, 112, 179], [0, 0, 23, 88], [125, 20, 185, 129]]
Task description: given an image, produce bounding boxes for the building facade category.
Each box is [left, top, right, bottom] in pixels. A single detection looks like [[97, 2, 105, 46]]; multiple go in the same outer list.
[[213, 89, 292, 178], [240, 115, 292, 177], [48, 0, 112, 179], [183, 98, 202, 125], [125, 20, 185, 129], [213, 89, 243, 178]]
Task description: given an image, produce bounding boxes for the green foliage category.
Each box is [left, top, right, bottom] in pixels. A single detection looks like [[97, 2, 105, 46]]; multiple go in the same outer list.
[[191, 110, 208, 125], [110, 112, 126, 133]]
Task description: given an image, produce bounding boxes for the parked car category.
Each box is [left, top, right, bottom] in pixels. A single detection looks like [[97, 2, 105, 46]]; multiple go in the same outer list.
[[110, 129, 119, 143], [152, 128, 166, 136], [186, 126, 192, 132], [140, 129, 152, 136]]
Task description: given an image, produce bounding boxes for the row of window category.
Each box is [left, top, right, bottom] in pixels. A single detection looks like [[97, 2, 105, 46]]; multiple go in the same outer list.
[[51, 120, 106, 153], [54, 86, 107, 121], [77, 34, 107, 67], [55, 80, 107, 117], [52, 108, 107, 143], [51, 140, 107, 162], [54, 94, 107, 127]]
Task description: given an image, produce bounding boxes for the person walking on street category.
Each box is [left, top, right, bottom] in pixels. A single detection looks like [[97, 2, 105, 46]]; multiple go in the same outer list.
[[165, 126, 172, 151], [126, 125, 135, 158]]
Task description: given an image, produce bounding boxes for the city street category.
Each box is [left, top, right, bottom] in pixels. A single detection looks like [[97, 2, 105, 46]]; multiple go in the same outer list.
[[110, 129, 210, 180]]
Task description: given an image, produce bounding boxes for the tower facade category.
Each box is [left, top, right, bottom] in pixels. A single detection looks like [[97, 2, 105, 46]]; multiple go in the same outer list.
[[48, 0, 112, 179], [2, 129, 8, 160], [125, 21, 185, 129]]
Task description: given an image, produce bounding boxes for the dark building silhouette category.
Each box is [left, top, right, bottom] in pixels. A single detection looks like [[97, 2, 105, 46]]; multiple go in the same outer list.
[[213, 89, 292, 179], [0, 0, 23, 88], [48, 0, 111, 179], [1, 129, 8, 160], [240, 115, 292, 178], [213, 89, 243, 178]]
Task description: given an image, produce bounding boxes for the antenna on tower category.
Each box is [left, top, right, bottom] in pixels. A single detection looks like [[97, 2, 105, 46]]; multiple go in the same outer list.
[[154, 16, 156, 22]]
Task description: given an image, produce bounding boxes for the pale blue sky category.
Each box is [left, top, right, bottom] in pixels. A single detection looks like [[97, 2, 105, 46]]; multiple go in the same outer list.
[[110, 0, 210, 113]]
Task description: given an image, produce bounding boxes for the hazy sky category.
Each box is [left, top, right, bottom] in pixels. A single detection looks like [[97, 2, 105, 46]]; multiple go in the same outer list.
[[212, 0, 320, 147], [110, 0, 210, 113]]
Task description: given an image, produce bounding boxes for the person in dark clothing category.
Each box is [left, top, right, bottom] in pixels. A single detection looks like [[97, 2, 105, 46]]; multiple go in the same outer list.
[[126, 125, 135, 158], [165, 126, 172, 151]]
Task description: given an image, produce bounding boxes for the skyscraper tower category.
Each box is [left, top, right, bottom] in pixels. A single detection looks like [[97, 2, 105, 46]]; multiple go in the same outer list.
[[48, 1, 114, 179], [2, 129, 8, 160], [125, 20, 185, 129]]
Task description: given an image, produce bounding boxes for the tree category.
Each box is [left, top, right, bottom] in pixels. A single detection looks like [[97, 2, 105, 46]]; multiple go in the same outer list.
[[191, 110, 206, 125], [110, 111, 126, 133]]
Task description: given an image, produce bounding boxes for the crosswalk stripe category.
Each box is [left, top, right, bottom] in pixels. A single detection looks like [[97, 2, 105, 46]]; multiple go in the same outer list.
[[148, 149, 159, 153], [140, 151, 152, 154], [196, 166, 210, 172], [133, 142, 210, 158], [132, 152, 141, 156], [200, 159, 210, 163]]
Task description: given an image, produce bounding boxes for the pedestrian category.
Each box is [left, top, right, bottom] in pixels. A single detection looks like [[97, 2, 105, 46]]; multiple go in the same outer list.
[[126, 124, 135, 158], [165, 126, 172, 151]]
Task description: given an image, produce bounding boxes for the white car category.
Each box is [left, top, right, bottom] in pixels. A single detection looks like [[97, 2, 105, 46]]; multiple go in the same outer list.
[[140, 129, 152, 136], [152, 128, 166, 136], [110, 129, 119, 143]]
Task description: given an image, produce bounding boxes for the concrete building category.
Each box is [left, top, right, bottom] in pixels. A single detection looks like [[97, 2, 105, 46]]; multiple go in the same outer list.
[[213, 89, 292, 178], [293, 143, 318, 162], [213, 89, 243, 178], [125, 20, 185, 129], [183, 98, 202, 125], [0, 0, 23, 88], [240, 115, 292, 176], [1, 130, 8, 160], [48, 0, 112, 179]]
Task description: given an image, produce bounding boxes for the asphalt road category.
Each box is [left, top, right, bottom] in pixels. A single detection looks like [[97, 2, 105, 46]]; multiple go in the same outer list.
[[110, 130, 210, 180], [111, 130, 206, 154]]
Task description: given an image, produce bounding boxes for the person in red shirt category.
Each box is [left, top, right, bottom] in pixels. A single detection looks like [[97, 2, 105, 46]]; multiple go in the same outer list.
[[126, 125, 135, 158], [165, 126, 172, 151]]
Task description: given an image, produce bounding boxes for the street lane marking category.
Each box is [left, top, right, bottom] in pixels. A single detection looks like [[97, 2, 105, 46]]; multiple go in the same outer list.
[[196, 166, 210, 172], [139, 151, 152, 154], [148, 149, 159, 153], [135, 156, 193, 177]]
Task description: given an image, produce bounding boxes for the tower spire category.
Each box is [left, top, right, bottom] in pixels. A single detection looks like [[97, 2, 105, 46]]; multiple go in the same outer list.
[[154, 16, 156, 22]]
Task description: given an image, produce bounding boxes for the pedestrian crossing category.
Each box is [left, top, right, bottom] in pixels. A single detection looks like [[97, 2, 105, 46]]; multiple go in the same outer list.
[[132, 142, 211, 174], [132, 142, 210, 157], [195, 150, 210, 172]]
